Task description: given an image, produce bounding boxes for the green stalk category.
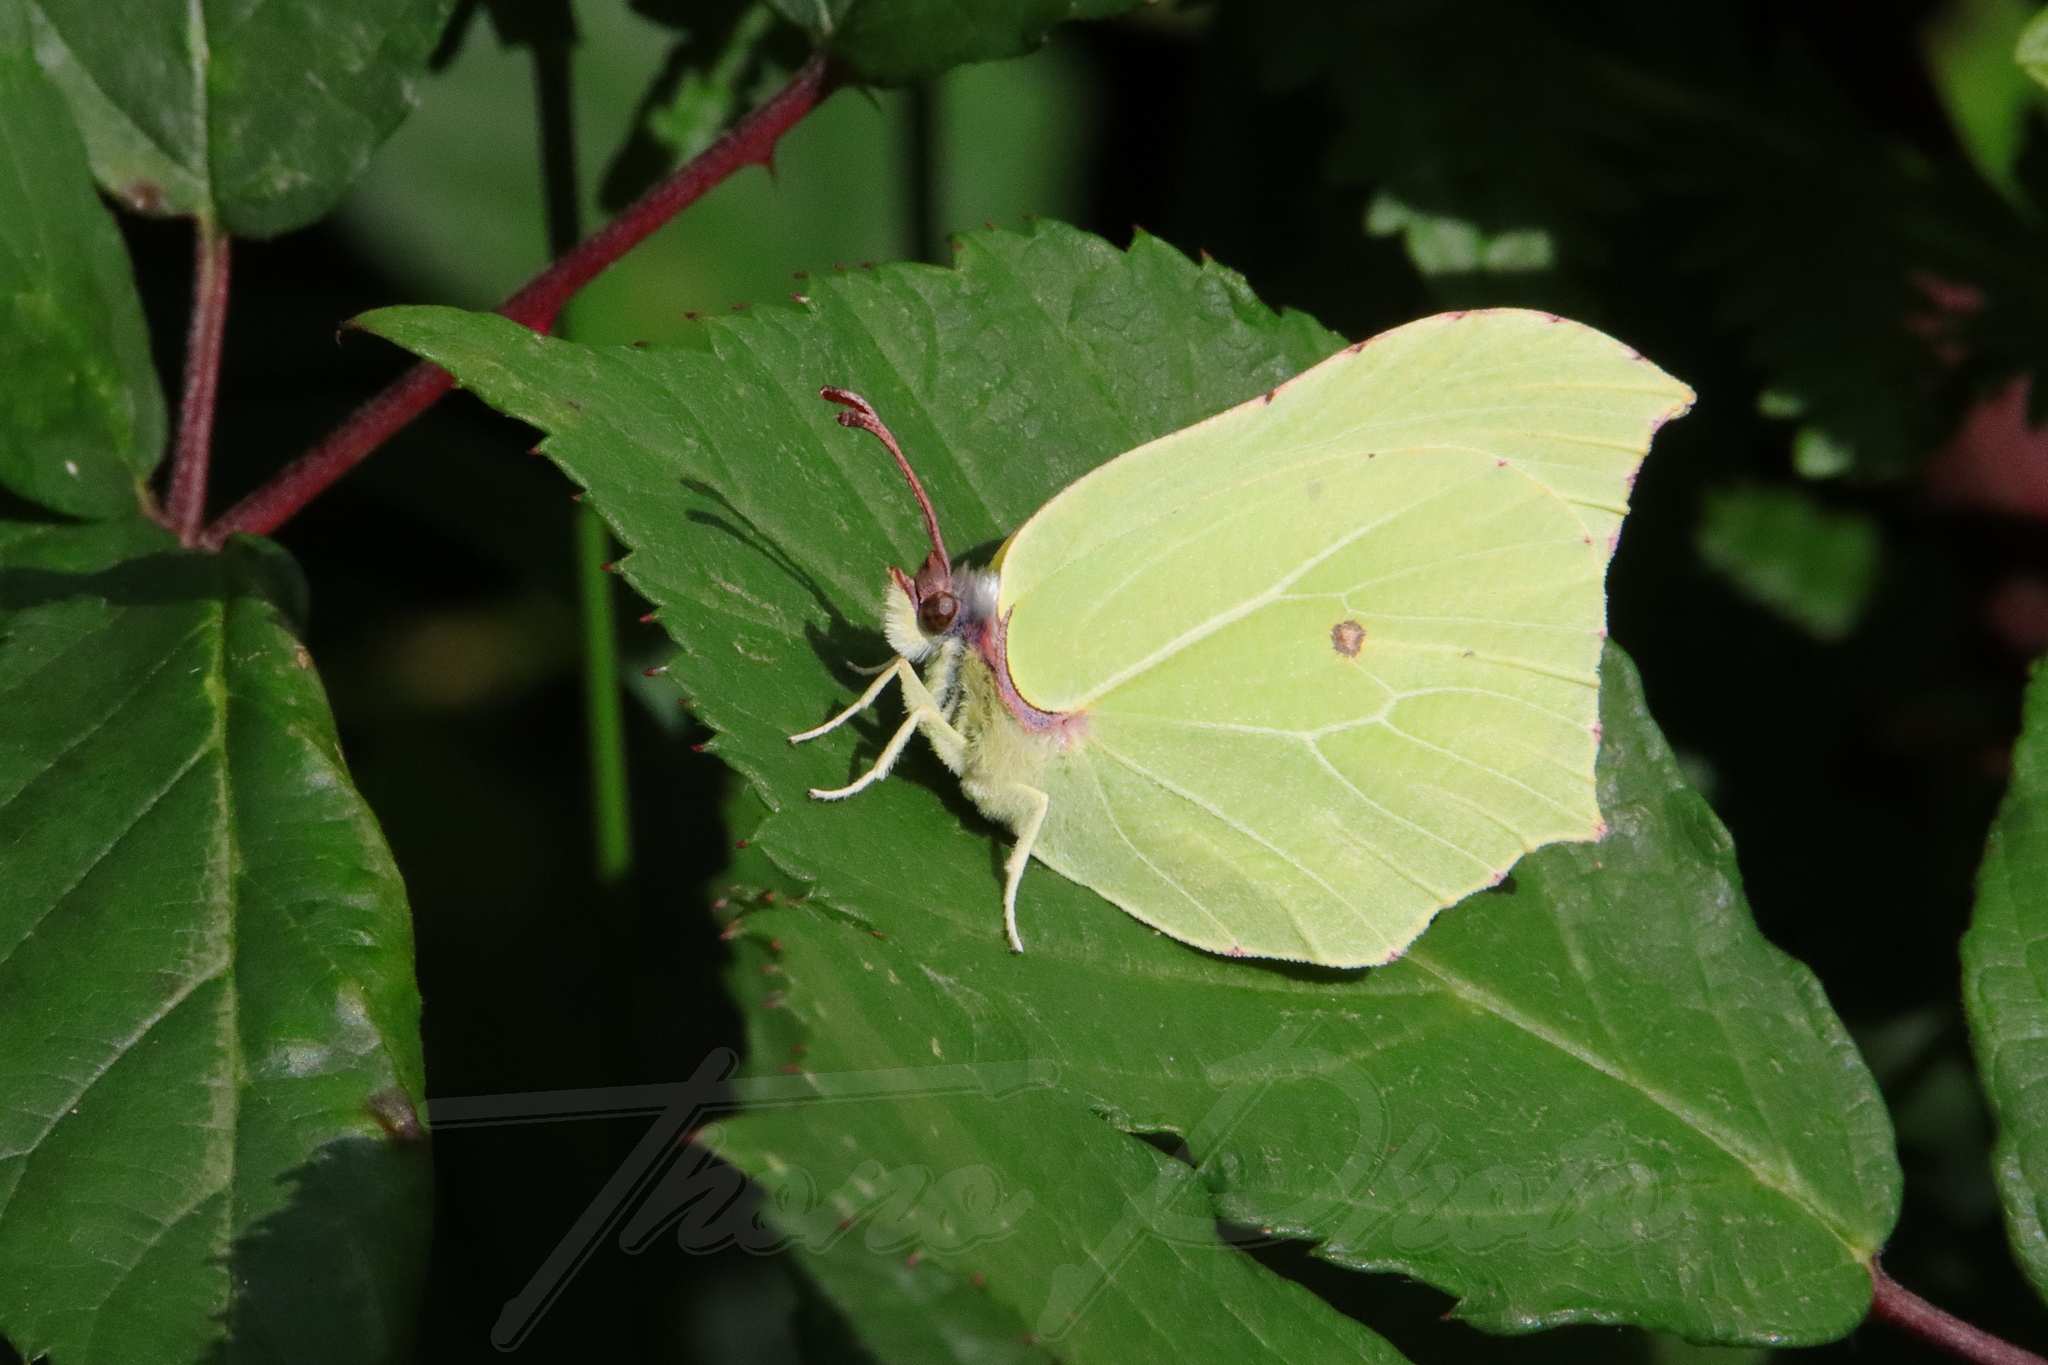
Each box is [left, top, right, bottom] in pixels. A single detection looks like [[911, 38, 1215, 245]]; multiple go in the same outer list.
[[532, 10, 633, 883], [576, 500, 632, 882]]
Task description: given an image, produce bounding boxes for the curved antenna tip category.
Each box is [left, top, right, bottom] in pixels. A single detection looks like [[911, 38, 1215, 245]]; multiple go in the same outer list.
[[817, 386, 948, 570]]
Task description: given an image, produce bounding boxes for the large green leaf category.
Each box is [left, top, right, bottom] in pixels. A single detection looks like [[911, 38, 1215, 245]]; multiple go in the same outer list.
[[765, 0, 1142, 85], [0, 31, 164, 519], [0, 518, 429, 1364], [358, 221, 1900, 1345], [1963, 660, 2048, 1302], [21, 0, 456, 235]]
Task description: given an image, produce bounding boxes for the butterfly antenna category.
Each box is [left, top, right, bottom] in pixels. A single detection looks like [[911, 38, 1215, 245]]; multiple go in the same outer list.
[[820, 387, 948, 568]]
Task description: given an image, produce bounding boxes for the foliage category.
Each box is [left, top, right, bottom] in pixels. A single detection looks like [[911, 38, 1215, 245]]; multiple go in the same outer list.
[[1694, 487, 1882, 642], [19, 0, 457, 235], [0, 38, 163, 517], [1966, 662, 2048, 1302], [363, 227, 1898, 1343]]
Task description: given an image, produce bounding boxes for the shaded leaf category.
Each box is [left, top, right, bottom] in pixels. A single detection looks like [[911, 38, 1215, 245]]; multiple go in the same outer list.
[[1963, 659, 2048, 1302], [1258, 0, 2026, 481], [0, 36, 164, 518], [0, 518, 429, 1364], [766, 0, 1143, 85], [1695, 486, 1882, 642], [23, 0, 457, 235], [357, 220, 1899, 1344]]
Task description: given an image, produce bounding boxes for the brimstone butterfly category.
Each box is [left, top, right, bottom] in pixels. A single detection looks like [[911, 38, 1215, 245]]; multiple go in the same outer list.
[[791, 309, 1691, 967]]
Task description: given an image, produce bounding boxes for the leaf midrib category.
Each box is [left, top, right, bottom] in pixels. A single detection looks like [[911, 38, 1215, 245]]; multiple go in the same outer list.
[[761, 830, 1868, 1258], [1404, 950, 1864, 1254]]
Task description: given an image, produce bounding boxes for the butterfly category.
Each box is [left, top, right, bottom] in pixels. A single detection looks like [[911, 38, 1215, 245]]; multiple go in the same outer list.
[[791, 309, 1691, 966]]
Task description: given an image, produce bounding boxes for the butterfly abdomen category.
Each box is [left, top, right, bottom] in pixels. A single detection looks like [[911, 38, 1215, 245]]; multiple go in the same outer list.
[[952, 646, 1070, 834]]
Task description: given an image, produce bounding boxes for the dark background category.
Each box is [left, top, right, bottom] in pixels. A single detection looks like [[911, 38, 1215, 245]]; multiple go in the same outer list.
[[87, 1, 2048, 1358]]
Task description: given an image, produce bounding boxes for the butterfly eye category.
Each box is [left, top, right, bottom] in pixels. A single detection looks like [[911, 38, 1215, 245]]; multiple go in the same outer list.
[[919, 591, 959, 634]]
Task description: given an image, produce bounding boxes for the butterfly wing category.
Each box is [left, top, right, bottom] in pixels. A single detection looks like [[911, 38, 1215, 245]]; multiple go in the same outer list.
[[998, 310, 1692, 966]]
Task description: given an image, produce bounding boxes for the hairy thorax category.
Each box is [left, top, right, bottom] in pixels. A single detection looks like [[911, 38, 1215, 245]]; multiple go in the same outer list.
[[890, 565, 1078, 834]]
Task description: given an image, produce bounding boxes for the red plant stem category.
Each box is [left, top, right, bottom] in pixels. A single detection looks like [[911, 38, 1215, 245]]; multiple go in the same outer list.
[[200, 52, 835, 548], [1869, 1262, 2048, 1365], [167, 219, 231, 542]]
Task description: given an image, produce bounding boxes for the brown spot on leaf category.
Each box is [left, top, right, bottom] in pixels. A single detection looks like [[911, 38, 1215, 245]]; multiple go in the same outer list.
[[1330, 620, 1366, 657]]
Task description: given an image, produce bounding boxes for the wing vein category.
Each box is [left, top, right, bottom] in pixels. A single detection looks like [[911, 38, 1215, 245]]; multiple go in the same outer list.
[[1069, 477, 1480, 709]]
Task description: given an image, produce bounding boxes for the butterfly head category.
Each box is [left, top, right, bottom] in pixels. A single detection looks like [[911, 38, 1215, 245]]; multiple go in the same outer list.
[[883, 556, 997, 663]]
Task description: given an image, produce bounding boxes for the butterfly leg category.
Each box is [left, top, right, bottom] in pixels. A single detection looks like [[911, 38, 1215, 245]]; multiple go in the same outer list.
[[805, 660, 968, 800], [995, 783, 1051, 953], [789, 655, 911, 744]]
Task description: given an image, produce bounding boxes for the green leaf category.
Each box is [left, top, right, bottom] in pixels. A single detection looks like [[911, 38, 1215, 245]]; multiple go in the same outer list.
[[357, 221, 1899, 1344], [0, 518, 429, 1364], [2022, 6, 2048, 91], [1364, 191, 1558, 280], [1963, 659, 2048, 1303], [1695, 486, 1882, 642], [711, 1007, 1411, 1361], [22, 0, 457, 235], [1923, 0, 2041, 204], [0, 38, 164, 518], [766, 0, 1143, 85], [712, 789, 1403, 1361]]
